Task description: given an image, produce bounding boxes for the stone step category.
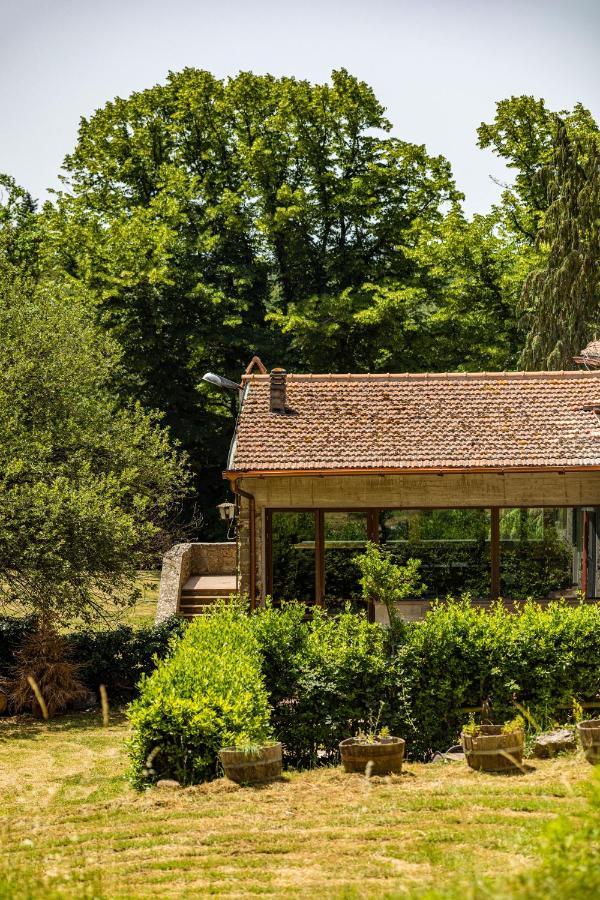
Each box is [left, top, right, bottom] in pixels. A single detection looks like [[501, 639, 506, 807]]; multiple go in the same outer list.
[[183, 575, 237, 592]]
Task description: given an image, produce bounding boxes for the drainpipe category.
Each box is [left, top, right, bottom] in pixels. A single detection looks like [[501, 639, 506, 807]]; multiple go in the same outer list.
[[231, 478, 257, 612]]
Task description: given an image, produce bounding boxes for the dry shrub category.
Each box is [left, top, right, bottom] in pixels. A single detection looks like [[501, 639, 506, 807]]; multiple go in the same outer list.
[[7, 625, 88, 717]]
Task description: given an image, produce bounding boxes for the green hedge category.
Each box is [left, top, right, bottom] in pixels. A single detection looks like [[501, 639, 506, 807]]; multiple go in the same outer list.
[[127, 605, 272, 787], [253, 598, 600, 764], [0, 614, 184, 700]]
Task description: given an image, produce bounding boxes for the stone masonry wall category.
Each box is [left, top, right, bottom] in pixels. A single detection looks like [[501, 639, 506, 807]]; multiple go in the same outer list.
[[155, 542, 237, 622]]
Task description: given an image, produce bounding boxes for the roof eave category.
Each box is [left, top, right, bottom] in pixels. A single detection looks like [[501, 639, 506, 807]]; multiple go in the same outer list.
[[223, 464, 600, 480]]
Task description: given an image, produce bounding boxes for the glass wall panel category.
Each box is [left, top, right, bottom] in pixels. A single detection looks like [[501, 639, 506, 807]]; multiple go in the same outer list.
[[380, 509, 491, 599], [323, 511, 368, 610], [499, 507, 576, 599], [271, 512, 316, 604]]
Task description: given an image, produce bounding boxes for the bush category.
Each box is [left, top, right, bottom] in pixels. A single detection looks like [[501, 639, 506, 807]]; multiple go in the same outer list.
[[253, 598, 600, 765], [389, 598, 600, 759], [69, 616, 185, 700], [253, 603, 389, 767], [127, 604, 272, 787], [0, 614, 37, 677]]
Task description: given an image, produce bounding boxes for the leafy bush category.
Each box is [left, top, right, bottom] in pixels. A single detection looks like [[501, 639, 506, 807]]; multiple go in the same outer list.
[[253, 598, 600, 765], [69, 616, 184, 699], [0, 614, 184, 706], [0, 614, 37, 677], [128, 604, 272, 787], [253, 603, 389, 767], [389, 598, 600, 759]]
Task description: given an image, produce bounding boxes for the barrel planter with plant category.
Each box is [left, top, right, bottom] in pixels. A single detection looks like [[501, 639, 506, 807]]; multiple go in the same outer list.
[[461, 721, 524, 772], [339, 735, 405, 775], [577, 720, 600, 764], [219, 742, 283, 784]]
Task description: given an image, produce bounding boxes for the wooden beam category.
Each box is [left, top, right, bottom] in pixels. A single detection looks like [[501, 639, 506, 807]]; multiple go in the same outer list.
[[582, 510, 589, 598]]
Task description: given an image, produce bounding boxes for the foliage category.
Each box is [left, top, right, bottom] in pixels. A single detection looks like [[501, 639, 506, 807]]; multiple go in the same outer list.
[[392, 598, 600, 758], [254, 604, 388, 768], [44, 68, 526, 528], [69, 616, 185, 699], [0, 613, 184, 702], [354, 541, 424, 633], [252, 598, 600, 765], [0, 255, 189, 622], [520, 120, 600, 369], [127, 604, 272, 786], [500, 534, 573, 599]]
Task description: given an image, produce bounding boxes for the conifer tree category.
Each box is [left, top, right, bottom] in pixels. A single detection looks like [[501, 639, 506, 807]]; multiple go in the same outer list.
[[520, 120, 600, 369]]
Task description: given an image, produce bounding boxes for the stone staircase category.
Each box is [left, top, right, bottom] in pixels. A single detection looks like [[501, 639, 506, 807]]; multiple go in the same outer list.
[[178, 574, 238, 619], [155, 542, 238, 623]]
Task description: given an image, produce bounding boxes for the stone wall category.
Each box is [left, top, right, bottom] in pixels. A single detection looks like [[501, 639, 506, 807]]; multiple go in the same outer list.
[[155, 542, 236, 622]]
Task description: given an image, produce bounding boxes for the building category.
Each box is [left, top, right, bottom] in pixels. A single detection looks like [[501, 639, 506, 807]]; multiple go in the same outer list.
[[224, 360, 600, 620], [157, 347, 600, 622]]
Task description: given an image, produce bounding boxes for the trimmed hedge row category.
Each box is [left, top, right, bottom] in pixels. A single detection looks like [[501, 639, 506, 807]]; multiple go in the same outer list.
[[0, 614, 184, 700], [128, 607, 272, 787], [253, 598, 600, 764]]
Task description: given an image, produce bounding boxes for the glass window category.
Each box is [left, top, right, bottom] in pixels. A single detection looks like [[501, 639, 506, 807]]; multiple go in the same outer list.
[[499, 508, 577, 599], [323, 511, 369, 610], [270, 512, 316, 604], [379, 508, 491, 599]]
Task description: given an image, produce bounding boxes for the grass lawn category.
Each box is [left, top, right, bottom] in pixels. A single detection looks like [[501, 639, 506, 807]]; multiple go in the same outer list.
[[0, 713, 593, 899]]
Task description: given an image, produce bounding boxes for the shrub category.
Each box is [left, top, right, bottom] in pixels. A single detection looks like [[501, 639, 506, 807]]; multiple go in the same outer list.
[[254, 598, 600, 765], [0, 614, 37, 677], [253, 603, 388, 767], [389, 598, 600, 759], [69, 615, 185, 700], [0, 614, 184, 707], [127, 604, 272, 787]]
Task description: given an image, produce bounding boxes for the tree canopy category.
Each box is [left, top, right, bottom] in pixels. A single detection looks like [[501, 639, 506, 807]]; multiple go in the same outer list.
[[3, 75, 598, 545], [0, 243, 188, 621]]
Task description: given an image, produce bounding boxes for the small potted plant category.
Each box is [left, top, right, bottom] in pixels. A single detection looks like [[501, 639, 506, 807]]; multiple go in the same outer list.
[[219, 739, 283, 784], [339, 706, 405, 775], [461, 715, 524, 772]]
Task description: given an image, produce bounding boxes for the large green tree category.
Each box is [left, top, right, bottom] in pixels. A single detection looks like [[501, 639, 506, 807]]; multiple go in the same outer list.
[[520, 121, 600, 369], [0, 215, 189, 621], [47, 69, 472, 520]]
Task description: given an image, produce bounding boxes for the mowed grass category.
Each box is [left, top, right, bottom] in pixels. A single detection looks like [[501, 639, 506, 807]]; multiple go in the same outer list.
[[0, 714, 593, 899]]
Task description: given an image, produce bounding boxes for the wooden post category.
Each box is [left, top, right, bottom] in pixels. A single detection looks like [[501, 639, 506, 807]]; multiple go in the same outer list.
[[491, 507, 500, 600], [582, 510, 589, 598], [366, 509, 380, 622], [315, 510, 325, 607]]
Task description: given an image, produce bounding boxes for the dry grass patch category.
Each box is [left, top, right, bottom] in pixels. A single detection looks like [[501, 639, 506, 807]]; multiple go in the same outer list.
[[0, 713, 591, 899]]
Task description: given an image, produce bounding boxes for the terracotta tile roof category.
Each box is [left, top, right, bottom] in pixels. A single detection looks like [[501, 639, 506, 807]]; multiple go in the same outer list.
[[227, 371, 600, 473]]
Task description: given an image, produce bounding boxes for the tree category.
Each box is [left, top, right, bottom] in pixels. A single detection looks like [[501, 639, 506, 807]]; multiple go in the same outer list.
[[477, 96, 598, 244], [520, 121, 600, 369], [0, 251, 189, 623], [46, 69, 463, 522]]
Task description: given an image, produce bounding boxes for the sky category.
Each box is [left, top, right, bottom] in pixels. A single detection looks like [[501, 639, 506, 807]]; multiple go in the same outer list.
[[1, 0, 599, 215]]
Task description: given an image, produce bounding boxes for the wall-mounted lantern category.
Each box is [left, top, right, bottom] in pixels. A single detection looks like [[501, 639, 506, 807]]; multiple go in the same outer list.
[[217, 500, 236, 522]]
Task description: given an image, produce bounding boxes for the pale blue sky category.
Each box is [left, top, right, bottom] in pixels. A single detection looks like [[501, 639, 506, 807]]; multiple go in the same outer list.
[[1, 0, 598, 214]]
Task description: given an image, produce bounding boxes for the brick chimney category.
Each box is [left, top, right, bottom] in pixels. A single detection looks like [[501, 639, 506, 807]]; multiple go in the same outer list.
[[270, 367, 287, 413]]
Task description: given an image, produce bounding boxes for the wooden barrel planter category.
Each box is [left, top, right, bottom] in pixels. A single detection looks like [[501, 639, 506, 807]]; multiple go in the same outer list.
[[461, 726, 524, 772], [218, 742, 283, 784], [339, 736, 405, 775], [577, 720, 600, 764]]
